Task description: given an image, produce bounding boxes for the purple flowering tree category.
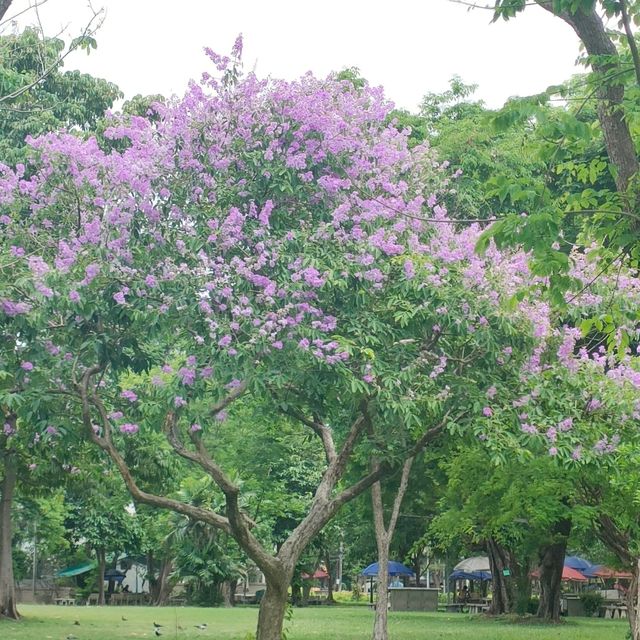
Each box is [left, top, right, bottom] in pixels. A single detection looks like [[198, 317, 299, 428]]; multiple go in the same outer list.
[[2, 42, 638, 638]]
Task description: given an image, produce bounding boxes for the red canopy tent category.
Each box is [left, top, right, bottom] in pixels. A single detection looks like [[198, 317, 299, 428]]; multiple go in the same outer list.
[[301, 569, 329, 579], [531, 566, 588, 581], [591, 566, 633, 579]]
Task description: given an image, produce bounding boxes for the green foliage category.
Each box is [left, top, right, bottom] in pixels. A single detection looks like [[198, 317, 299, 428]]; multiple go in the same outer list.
[[0, 28, 121, 163], [580, 592, 604, 617]]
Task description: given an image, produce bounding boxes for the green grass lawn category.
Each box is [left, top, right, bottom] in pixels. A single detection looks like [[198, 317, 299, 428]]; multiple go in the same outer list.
[[0, 604, 627, 640]]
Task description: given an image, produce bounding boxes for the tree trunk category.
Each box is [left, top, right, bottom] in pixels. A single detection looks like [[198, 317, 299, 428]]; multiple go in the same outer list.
[[487, 538, 513, 614], [370, 455, 414, 640], [412, 557, 421, 587], [514, 561, 532, 616], [324, 550, 334, 604], [536, 1, 639, 197], [220, 580, 234, 607], [0, 444, 19, 620], [301, 581, 311, 605], [290, 581, 301, 606], [372, 540, 390, 640], [625, 559, 639, 640], [256, 574, 290, 640], [152, 558, 174, 606], [96, 549, 106, 606], [536, 518, 571, 621]]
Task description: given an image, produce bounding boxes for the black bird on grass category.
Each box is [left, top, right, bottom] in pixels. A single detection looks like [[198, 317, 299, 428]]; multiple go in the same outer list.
[[195, 623, 208, 630], [154, 628, 163, 637], [153, 621, 163, 628]]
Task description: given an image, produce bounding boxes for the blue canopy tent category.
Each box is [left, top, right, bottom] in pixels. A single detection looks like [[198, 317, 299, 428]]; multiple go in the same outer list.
[[361, 561, 414, 603], [104, 568, 126, 583], [564, 556, 593, 572], [361, 561, 415, 577]]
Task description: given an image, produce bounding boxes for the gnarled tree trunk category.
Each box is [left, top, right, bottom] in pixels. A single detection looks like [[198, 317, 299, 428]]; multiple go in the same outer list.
[[536, 518, 571, 621], [0, 442, 19, 620]]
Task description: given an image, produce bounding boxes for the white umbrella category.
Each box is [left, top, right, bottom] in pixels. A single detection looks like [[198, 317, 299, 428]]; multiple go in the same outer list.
[[453, 556, 490, 573]]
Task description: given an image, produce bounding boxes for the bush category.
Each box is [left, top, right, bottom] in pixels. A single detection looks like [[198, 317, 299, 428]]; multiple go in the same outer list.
[[580, 592, 604, 617], [526, 597, 539, 615]]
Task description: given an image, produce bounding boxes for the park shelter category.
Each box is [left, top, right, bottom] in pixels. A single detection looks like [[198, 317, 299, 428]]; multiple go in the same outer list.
[[55, 562, 97, 578], [361, 561, 414, 604]]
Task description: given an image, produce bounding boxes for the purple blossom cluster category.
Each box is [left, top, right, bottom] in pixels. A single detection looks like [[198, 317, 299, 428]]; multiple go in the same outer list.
[[0, 44, 638, 466]]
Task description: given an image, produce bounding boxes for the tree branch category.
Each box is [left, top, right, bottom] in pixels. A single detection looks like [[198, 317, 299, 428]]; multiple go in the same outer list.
[[209, 380, 247, 416], [619, 0, 640, 89], [163, 407, 283, 578], [386, 457, 414, 538], [280, 407, 337, 465], [75, 367, 232, 534]]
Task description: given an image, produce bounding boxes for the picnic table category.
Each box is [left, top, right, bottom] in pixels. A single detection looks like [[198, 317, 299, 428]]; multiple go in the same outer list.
[[442, 602, 467, 613], [601, 604, 628, 619], [55, 597, 75, 606]]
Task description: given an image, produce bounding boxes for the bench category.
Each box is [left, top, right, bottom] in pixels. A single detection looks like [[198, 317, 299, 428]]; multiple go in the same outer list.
[[55, 597, 76, 606]]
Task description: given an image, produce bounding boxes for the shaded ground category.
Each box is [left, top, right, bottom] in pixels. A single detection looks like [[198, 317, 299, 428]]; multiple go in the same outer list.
[[0, 604, 627, 640]]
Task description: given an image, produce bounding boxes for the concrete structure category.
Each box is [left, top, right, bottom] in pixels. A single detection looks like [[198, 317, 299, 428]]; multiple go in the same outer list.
[[389, 587, 439, 612]]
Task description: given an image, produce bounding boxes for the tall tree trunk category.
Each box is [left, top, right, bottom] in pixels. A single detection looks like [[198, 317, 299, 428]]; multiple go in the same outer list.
[[0, 442, 19, 620], [256, 573, 290, 640], [536, 518, 571, 622], [487, 538, 513, 614], [96, 548, 106, 606], [372, 539, 390, 640], [536, 1, 639, 197], [370, 456, 414, 640]]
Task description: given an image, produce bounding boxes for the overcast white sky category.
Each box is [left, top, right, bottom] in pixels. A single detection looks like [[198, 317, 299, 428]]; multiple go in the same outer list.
[[7, 0, 584, 111]]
